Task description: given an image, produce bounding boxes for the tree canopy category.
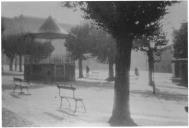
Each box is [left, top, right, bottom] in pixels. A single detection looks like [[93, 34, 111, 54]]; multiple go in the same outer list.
[[79, 2, 171, 39], [65, 23, 92, 60], [173, 22, 188, 58], [90, 28, 116, 64], [2, 34, 54, 59], [65, 23, 93, 78], [2, 34, 18, 58]]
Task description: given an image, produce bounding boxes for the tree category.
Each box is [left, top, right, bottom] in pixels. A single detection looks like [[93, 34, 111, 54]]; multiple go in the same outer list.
[[172, 22, 188, 82], [90, 28, 116, 81], [2, 18, 6, 72], [173, 22, 188, 58], [25, 38, 54, 60], [14, 34, 28, 72], [2, 35, 18, 71], [2, 34, 54, 71], [133, 30, 168, 94], [63, 1, 172, 126], [65, 23, 92, 78]]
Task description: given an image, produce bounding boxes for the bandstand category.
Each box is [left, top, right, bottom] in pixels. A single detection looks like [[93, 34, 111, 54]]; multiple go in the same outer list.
[[24, 16, 75, 82]]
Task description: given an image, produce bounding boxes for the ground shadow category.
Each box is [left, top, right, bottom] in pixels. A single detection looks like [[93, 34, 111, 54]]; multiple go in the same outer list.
[[9, 92, 21, 99], [2, 82, 53, 91], [9, 92, 32, 99], [157, 84, 187, 90], [43, 112, 64, 121], [2, 72, 23, 76], [131, 90, 187, 102], [57, 80, 114, 89], [2, 107, 35, 127], [172, 78, 188, 88], [57, 109, 77, 116]]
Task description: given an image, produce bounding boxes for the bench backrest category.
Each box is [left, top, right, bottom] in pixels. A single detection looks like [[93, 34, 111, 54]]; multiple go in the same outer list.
[[56, 83, 76, 98], [14, 78, 23, 82], [57, 85, 76, 91]]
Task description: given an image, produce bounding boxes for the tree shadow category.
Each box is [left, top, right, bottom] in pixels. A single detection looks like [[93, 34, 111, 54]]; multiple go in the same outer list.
[[172, 79, 188, 88], [157, 84, 187, 90], [2, 84, 14, 90], [43, 112, 64, 121], [131, 90, 187, 102], [2, 71, 23, 76], [9, 92, 21, 99], [57, 80, 114, 89], [2, 107, 35, 127], [9, 92, 32, 99], [57, 109, 77, 117]]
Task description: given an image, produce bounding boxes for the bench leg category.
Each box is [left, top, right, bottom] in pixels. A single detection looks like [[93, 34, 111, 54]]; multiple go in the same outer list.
[[65, 98, 71, 108], [74, 100, 78, 113], [13, 85, 18, 93], [80, 101, 86, 112], [60, 97, 63, 109], [20, 87, 24, 94], [26, 87, 29, 94]]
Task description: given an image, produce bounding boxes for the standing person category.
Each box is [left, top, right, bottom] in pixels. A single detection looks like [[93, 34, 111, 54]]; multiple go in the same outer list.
[[134, 67, 139, 79], [86, 66, 90, 78]]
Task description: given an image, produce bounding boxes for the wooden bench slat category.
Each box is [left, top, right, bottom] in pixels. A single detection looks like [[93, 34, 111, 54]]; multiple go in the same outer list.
[[57, 85, 76, 91], [60, 96, 83, 101]]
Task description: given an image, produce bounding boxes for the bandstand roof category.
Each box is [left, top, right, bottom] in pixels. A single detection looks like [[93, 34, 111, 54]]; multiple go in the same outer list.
[[29, 16, 68, 39]]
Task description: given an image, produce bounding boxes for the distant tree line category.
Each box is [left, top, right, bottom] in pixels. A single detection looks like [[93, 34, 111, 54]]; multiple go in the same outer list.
[[2, 28, 54, 72], [65, 23, 116, 80], [173, 22, 188, 59]]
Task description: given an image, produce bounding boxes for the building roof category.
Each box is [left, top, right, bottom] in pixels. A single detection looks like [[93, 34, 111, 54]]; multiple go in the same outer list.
[[38, 16, 68, 34], [29, 16, 68, 39]]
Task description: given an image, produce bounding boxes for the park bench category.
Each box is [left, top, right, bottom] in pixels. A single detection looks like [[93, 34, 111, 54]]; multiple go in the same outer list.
[[56, 83, 86, 113], [13, 77, 30, 94]]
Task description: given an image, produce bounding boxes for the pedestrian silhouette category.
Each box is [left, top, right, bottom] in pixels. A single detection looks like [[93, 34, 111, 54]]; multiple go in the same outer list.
[[134, 67, 139, 79], [86, 66, 90, 78]]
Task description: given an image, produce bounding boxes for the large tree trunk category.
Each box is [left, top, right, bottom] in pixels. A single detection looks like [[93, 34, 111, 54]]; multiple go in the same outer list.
[[147, 48, 156, 94], [78, 57, 83, 78], [14, 56, 17, 71], [2, 53, 4, 72], [9, 56, 14, 71], [109, 37, 136, 126], [19, 55, 23, 72], [107, 58, 114, 81]]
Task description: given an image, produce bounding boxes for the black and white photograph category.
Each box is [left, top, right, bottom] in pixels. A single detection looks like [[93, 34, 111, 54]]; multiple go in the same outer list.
[[1, 1, 188, 127]]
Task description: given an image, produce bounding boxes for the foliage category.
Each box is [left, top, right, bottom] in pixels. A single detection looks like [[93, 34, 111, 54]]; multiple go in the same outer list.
[[173, 22, 188, 58], [90, 28, 116, 63], [1, 18, 5, 34], [2, 34, 54, 59], [133, 29, 168, 57], [65, 23, 92, 60], [2, 35, 19, 58], [64, 2, 171, 39], [26, 40, 54, 58], [133, 28, 168, 93]]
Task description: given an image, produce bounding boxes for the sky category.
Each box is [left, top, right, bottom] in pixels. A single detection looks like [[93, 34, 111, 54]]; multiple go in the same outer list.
[[2, 2, 83, 25], [1, 1, 188, 43]]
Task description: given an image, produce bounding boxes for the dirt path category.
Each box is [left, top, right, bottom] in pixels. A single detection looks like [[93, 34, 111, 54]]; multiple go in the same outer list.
[[2, 107, 36, 127], [2, 71, 188, 126]]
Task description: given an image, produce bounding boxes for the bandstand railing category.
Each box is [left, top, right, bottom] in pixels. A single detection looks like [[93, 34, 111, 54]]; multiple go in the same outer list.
[[24, 55, 75, 65]]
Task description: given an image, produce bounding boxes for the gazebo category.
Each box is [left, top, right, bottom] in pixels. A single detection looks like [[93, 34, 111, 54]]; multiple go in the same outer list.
[[24, 16, 75, 82]]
